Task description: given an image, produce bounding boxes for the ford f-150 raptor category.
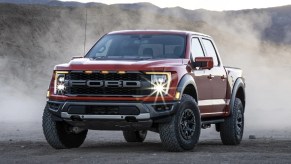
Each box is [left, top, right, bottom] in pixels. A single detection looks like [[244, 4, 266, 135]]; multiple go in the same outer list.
[[43, 30, 246, 152]]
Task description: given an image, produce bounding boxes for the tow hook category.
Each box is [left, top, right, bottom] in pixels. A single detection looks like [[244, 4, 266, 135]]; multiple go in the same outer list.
[[70, 115, 82, 121]]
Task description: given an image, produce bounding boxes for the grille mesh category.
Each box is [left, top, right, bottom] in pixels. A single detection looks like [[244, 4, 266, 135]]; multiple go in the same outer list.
[[65, 72, 152, 96]]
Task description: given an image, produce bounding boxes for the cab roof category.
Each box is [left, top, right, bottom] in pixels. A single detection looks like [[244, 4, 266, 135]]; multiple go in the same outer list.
[[108, 30, 210, 38]]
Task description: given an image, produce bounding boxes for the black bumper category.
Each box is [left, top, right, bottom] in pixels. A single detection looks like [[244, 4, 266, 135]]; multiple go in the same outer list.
[[47, 100, 180, 130]]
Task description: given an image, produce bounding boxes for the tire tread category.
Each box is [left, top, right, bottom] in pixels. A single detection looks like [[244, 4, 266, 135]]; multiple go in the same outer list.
[[159, 94, 201, 152], [220, 98, 244, 145], [42, 105, 87, 149]]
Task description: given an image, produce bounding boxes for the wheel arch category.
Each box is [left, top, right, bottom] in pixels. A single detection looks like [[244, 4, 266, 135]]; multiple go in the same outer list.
[[176, 74, 198, 102], [230, 78, 246, 113]]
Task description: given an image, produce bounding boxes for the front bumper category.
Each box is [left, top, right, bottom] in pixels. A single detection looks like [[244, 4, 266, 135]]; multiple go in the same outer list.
[[47, 100, 180, 130]]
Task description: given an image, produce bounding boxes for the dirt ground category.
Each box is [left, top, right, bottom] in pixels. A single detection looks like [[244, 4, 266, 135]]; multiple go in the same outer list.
[[0, 122, 290, 164]]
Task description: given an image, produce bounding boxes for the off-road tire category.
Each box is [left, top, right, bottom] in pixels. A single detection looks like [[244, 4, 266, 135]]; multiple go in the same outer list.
[[123, 130, 147, 142], [159, 94, 201, 152], [220, 98, 244, 145], [42, 105, 88, 149]]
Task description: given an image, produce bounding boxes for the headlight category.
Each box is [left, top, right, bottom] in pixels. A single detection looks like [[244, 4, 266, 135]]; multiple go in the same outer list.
[[146, 72, 171, 95], [54, 71, 68, 95]]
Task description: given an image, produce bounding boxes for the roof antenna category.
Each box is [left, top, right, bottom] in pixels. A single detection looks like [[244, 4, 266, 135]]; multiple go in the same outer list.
[[83, 7, 88, 56]]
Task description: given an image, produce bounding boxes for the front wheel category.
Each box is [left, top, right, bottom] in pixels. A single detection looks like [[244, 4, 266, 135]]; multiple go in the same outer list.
[[159, 94, 201, 152], [219, 98, 244, 145], [42, 105, 88, 149]]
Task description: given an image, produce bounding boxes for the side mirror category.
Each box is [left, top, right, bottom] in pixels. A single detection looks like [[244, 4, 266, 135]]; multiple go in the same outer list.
[[71, 56, 83, 60], [192, 57, 214, 70]]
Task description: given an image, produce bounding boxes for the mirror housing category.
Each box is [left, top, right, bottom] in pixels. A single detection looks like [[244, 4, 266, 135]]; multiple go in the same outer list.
[[192, 57, 214, 70], [71, 56, 83, 60]]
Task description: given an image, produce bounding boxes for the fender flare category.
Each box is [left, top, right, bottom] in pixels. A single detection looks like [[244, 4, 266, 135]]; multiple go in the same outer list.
[[176, 74, 198, 101], [229, 78, 246, 114]]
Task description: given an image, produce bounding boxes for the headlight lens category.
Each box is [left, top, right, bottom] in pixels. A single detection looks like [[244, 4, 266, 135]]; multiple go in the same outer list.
[[54, 71, 68, 95], [146, 72, 171, 95]]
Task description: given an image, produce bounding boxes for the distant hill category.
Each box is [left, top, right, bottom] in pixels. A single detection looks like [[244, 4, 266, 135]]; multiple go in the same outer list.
[[0, 0, 51, 4], [1, 1, 290, 44], [0, 0, 103, 7]]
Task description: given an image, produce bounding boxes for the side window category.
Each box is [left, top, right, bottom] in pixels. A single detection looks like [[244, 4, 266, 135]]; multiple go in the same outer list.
[[202, 39, 219, 66], [191, 38, 204, 60]]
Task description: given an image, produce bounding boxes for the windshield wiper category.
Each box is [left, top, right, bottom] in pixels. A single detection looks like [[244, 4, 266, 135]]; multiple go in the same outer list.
[[121, 56, 153, 60], [91, 56, 106, 60], [91, 56, 153, 60], [137, 56, 153, 60]]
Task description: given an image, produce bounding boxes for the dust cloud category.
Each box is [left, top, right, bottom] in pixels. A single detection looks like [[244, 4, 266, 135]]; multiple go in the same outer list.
[[0, 4, 290, 136], [204, 12, 291, 130]]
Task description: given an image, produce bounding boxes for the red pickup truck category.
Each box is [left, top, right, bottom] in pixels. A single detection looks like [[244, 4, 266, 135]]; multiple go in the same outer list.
[[43, 30, 246, 152]]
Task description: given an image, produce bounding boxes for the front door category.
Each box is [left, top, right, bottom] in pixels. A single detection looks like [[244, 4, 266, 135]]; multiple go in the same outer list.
[[190, 37, 213, 115], [201, 38, 228, 115]]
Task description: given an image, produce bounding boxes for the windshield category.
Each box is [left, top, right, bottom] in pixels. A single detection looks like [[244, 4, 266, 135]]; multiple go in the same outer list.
[[85, 34, 186, 60]]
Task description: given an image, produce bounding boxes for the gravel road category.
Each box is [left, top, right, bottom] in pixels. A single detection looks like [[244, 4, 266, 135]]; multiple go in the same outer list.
[[0, 122, 290, 164]]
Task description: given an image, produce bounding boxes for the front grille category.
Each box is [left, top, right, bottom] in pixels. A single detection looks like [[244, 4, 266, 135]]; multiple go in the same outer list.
[[64, 72, 152, 96]]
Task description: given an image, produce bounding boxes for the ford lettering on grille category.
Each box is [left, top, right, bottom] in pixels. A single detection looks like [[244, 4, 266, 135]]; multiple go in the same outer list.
[[68, 80, 141, 88]]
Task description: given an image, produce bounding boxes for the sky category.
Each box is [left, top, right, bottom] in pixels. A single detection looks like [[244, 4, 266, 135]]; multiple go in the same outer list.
[[60, 0, 291, 11]]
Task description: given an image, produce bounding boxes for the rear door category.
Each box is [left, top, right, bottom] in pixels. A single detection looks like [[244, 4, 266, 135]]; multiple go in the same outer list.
[[190, 37, 212, 115], [201, 38, 228, 115]]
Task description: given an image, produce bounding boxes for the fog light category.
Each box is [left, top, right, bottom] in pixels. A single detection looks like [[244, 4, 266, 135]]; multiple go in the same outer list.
[[153, 105, 173, 112]]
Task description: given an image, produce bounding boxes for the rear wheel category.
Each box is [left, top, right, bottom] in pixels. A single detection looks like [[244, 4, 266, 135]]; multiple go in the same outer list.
[[219, 98, 244, 145], [159, 94, 201, 152], [123, 130, 147, 142], [42, 105, 88, 149]]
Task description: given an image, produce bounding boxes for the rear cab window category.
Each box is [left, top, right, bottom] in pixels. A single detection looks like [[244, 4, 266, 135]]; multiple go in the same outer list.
[[201, 38, 219, 66]]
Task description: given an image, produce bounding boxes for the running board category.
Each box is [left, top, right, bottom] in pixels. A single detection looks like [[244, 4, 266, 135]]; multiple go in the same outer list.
[[201, 119, 225, 129], [201, 119, 224, 125]]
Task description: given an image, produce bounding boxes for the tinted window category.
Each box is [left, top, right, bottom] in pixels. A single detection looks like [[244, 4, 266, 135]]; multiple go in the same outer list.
[[86, 34, 186, 60], [202, 39, 219, 66], [191, 38, 204, 60]]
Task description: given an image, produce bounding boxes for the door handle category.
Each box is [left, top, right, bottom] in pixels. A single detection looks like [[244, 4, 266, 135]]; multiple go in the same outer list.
[[221, 75, 227, 80], [208, 74, 214, 79]]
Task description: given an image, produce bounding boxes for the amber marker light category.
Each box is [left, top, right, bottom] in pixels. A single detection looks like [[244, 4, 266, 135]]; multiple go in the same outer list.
[[175, 91, 181, 100], [46, 90, 50, 98], [101, 71, 109, 74], [84, 70, 93, 74], [118, 71, 126, 74]]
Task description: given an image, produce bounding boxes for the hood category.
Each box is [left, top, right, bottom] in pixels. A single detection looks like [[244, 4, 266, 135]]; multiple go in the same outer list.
[[55, 58, 184, 71]]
